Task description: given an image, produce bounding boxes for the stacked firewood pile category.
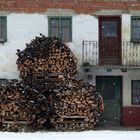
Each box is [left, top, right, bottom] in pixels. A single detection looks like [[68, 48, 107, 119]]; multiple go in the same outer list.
[[0, 81, 49, 132], [51, 80, 104, 131], [16, 35, 103, 131], [16, 34, 78, 83], [0, 35, 103, 131]]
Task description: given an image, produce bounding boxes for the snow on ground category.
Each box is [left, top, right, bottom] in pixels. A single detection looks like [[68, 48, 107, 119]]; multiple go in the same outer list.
[[0, 131, 140, 140]]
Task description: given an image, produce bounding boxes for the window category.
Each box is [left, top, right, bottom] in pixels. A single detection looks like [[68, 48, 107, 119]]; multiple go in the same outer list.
[[131, 17, 140, 42], [102, 21, 117, 37], [0, 17, 7, 43], [48, 17, 72, 42], [132, 80, 140, 105]]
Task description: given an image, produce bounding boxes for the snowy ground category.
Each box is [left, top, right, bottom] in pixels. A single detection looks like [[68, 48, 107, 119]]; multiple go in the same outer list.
[[0, 131, 140, 140]]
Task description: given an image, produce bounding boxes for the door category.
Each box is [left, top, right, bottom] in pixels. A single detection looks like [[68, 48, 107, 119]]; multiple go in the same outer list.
[[96, 76, 122, 125], [99, 16, 121, 65]]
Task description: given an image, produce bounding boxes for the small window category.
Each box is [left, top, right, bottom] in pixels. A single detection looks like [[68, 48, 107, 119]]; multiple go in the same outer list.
[[131, 17, 140, 42], [102, 21, 117, 37], [132, 80, 140, 105], [0, 17, 7, 43], [48, 17, 72, 42]]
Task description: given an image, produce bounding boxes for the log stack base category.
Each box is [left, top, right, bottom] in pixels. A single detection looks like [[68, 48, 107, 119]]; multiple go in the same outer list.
[[50, 80, 103, 131], [0, 82, 49, 132]]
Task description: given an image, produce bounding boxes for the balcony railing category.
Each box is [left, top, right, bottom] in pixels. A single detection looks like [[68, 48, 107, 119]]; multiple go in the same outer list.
[[82, 41, 140, 68]]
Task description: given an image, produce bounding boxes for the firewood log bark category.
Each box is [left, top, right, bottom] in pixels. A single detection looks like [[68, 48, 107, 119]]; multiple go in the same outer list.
[[16, 35, 78, 83], [49, 79, 104, 131], [0, 81, 49, 132]]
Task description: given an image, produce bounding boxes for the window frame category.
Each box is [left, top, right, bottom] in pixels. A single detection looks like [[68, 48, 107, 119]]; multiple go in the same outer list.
[[131, 80, 140, 105], [0, 16, 7, 43], [48, 16, 72, 42], [131, 16, 140, 43]]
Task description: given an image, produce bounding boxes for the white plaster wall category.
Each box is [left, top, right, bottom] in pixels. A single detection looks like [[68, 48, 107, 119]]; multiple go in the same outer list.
[[69, 14, 98, 63], [0, 13, 49, 79], [81, 67, 140, 106], [122, 14, 130, 41], [0, 13, 98, 79]]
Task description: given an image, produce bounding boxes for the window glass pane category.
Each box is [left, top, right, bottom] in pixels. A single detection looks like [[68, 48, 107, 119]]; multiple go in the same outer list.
[[132, 19, 137, 27], [132, 19, 140, 27], [61, 18, 71, 42], [61, 27, 70, 42], [132, 80, 140, 105], [49, 17, 72, 42], [50, 18, 59, 38], [131, 18, 140, 41], [102, 21, 117, 37], [0, 17, 6, 41], [50, 19, 59, 27], [61, 18, 70, 27], [1, 17, 6, 27], [132, 27, 140, 39]]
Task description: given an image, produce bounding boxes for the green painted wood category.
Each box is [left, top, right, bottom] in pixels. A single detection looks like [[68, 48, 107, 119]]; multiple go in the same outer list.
[[96, 76, 122, 125]]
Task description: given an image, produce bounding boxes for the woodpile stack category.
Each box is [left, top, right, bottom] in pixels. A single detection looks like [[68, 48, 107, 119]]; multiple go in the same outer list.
[[16, 35, 78, 83], [51, 80, 104, 131], [0, 81, 49, 132], [0, 35, 104, 132]]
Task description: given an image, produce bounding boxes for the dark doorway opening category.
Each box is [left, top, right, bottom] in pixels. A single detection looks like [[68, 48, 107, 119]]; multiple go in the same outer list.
[[96, 76, 122, 125]]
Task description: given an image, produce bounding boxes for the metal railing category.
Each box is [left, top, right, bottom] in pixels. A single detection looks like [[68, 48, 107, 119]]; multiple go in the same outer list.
[[82, 41, 140, 68]]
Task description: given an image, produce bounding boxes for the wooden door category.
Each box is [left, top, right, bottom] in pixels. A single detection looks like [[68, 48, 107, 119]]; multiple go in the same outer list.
[[96, 76, 122, 125], [99, 16, 121, 65]]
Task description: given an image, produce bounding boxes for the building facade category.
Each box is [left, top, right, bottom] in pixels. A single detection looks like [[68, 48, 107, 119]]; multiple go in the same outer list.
[[0, 0, 140, 126]]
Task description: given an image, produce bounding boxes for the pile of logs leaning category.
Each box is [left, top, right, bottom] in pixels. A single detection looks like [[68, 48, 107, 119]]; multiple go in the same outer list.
[[0, 35, 104, 131]]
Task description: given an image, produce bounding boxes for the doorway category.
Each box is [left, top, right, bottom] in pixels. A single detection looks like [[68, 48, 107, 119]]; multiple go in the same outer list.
[[96, 76, 122, 125], [99, 16, 121, 65]]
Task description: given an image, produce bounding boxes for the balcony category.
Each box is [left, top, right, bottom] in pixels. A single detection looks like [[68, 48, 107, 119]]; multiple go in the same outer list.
[[82, 41, 140, 68]]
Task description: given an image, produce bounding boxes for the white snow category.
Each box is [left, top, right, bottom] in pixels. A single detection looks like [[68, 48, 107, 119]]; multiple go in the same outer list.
[[0, 131, 140, 140]]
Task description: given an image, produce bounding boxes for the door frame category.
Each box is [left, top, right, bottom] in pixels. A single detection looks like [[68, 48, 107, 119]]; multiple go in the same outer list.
[[98, 16, 122, 65], [96, 75, 123, 125]]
